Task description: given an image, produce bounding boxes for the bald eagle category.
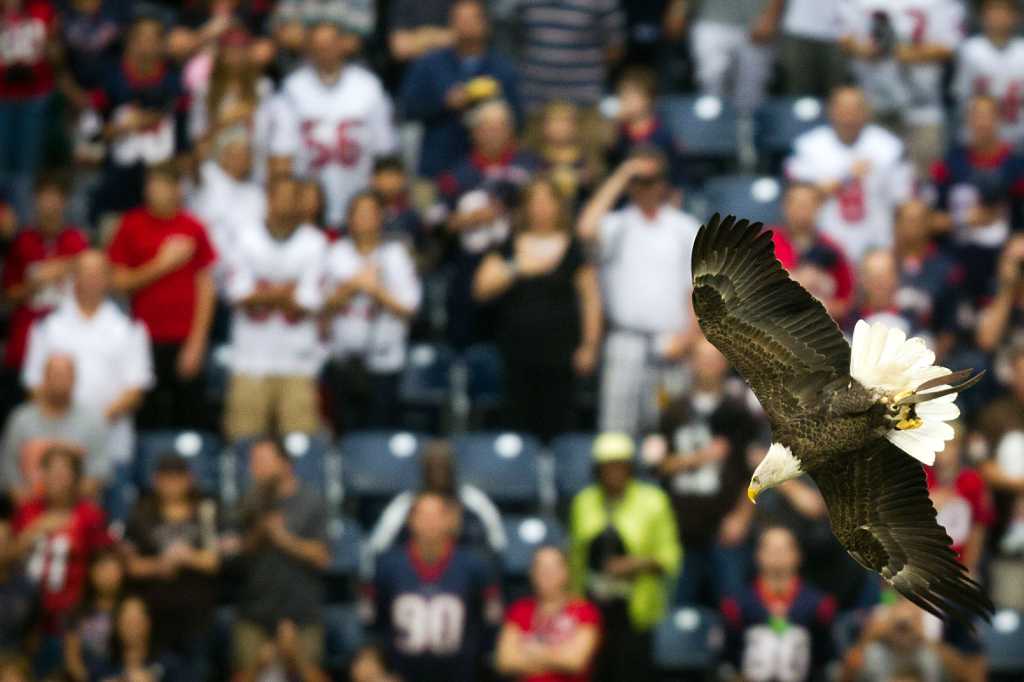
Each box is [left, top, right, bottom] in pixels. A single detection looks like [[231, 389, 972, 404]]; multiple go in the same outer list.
[[692, 214, 993, 624]]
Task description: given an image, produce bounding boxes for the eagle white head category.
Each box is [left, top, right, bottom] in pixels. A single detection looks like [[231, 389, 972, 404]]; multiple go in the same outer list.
[[748, 443, 803, 503]]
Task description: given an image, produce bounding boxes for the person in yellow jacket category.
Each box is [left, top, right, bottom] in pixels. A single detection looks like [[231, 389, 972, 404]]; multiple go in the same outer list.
[[569, 432, 682, 682]]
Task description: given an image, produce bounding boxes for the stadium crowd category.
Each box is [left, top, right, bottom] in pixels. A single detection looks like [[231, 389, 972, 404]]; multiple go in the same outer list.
[[3, 0, 1024, 680]]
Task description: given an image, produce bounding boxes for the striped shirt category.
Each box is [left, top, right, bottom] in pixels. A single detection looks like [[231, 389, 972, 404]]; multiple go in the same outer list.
[[518, 0, 625, 111]]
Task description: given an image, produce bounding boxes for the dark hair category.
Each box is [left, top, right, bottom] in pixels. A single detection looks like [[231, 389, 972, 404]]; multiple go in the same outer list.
[[251, 434, 293, 465], [373, 155, 406, 175], [983, 0, 1019, 11], [109, 595, 151, 664], [41, 445, 83, 482], [146, 162, 180, 184], [34, 171, 69, 196], [618, 66, 657, 100]]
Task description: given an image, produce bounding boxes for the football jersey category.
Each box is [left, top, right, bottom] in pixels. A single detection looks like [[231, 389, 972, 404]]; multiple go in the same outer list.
[[224, 222, 327, 377], [787, 124, 912, 263], [0, 0, 56, 98], [271, 64, 397, 227], [13, 499, 113, 633], [721, 579, 836, 682], [370, 543, 501, 682], [504, 597, 602, 682], [839, 0, 963, 124], [954, 35, 1024, 144]]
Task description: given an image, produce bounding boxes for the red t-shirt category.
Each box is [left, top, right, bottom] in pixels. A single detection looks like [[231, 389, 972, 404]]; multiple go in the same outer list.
[[770, 228, 854, 307], [926, 467, 996, 557], [0, 1, 56, 99], [107, 208, 216, 343], [13, 498, 113, 632], [505, 597, 602, 682], [1, 227, 89, 368]]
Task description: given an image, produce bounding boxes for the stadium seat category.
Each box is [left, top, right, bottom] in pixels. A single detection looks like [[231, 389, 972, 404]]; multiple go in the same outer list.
[[204, 343, 232, 407], [135, 430, 222, 494], [984, 609, 1024, 676], [703, 175, 784, 226], [463, 343, 505, 409], [652, 607, 725, 672], [551, 433, 597, 502], [340, 430, 427, 503], [234, 433, 336, 501], [754, 96, 826, 165], [103, 462, 138, 526], [659, 95, 739, 163], [451, 432, 543, 511], [501, 516, 566, 580], [324, 605, 366, 674], [399, 343, 455, 432], [328, 516, 365, 579]]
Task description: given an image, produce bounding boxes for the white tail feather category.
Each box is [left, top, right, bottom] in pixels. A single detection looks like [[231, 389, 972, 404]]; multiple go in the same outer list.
[[849, 320, 958, 466]]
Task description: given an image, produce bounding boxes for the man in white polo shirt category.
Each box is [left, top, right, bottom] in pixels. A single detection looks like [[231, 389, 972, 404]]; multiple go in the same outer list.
[[578, 148, 701, 436], [23, 250, 154, 465]]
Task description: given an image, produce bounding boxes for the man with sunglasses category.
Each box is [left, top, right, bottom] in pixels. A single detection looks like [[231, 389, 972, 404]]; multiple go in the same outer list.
[[577, 147, 701, 437]]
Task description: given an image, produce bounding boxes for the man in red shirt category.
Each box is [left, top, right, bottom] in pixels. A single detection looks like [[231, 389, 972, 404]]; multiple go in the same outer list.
[[0, 0, 59, 222], [107, 164, 216, 430], [12, 445, 112, 639]]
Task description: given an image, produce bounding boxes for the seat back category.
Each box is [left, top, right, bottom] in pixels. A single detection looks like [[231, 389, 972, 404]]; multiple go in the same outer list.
[[984, 609, 1024, 674], [452, 432, 542, 511], [652, 607, 726, 671], [703, 175, 783, 226], [135, 430, 222, 494]]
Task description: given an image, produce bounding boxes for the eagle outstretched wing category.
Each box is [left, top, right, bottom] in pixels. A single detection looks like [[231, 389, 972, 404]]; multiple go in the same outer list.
[[691, 214, 851, 422], [815, 439, 994, 622]]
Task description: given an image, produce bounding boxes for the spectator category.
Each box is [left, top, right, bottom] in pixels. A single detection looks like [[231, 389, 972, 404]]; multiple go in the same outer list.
[[569, 433, 680, 682], [270, 19, 397, 228], [90, 14, 189, 227], [387, 0, 455, 64], [322, 190, 420, 431], [89, 595, 183, 682], [770, 182, 855, 322], [122, 454, 220, 679], [847, 248, 917, 337], [365, 439, 506, 563], [0, 0, 59, 223], [400, 0, 521, 178], [931, 95, 1024, 234], [0, 657, 30, 682], [577, 149, 700, 436], [108, 164, 217, 431], [12, 445, 112, 673], [1, 177, 88, 398], [23, 250, 154, 466], [473, 176, 601, 442], [271, 1, 375, 66], [349, 645, 399, 682], [62, 549, 123, 681], [606, 67, 677, 184], [926, 423, 994, 577], [838, 0, 962, 172], [1, 355, 109, 502], [646, 337, 759, 606], [517, 0, 625, 113], [528, 100, 605, 207], [689, 0, 778, 112], [0, 495, 36, 656], [368, 491, 502, 682], [222, 175, 326, 441], [189, 126, 266, 265], [232, 436, 330, 679], [953, 0, 1024, 147], [56, 0, 126, 108], [496, 545, 602, 681], [370, 157, 423, 243], [721, 526, 836, 682], [963, 184, 1016, 354], [777, 0, 847, 97], [786, 85, 913, 264], [439, 99, 538, 348]]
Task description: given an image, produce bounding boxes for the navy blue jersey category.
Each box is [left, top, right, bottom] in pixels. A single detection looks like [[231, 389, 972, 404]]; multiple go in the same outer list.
[[371, 543, 501, 682], [721, 579, 837, 682], [931, 144, 1024, 226]]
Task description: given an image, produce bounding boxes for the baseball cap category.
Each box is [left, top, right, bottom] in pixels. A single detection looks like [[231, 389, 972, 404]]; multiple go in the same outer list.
[[592, 432, 635, 464]]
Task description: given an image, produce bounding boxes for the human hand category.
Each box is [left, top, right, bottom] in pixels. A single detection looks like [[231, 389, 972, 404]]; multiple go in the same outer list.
[[154, 235, 196, 275], [176, 335, 206, 379], [604, 555, 646, 578], [749, 12, 777, 44], [573, 343, 599, 376], [718, 511, 749, 546], [446, 85, 469, 110], [850, 159, 872, 179]]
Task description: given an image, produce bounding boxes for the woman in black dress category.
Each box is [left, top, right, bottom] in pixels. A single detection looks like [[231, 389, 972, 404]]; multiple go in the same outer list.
[[473, 176, 602, 441]]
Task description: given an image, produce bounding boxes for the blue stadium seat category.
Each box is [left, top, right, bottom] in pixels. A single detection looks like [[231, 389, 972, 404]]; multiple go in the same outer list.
[[501, 516, 566, 579], [464, 343, 505, 408], [551, 433, 597, 502], [234, 433, 333, 498], [340, 431, 426, 503], [103, 462, 138, 525], [703, 175, 784, 226], [452, 432, 543, 511], [204, 344, 232, 406], [984, 609, 1024, 675], [754, 96, 826, 162], [135, 430, 222, 494], [324, 605, 366, 673], [659, 95, 738, 162], [399, 343, 454, 408], [328, 516, 364, 580], [652, 607, 725, 672]]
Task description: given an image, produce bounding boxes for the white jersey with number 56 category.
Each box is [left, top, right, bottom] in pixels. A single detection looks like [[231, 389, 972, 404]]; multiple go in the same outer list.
[[954, 35, 1024, 145]]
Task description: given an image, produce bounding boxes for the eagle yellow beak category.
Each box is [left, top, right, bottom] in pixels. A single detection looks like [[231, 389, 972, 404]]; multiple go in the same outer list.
[[747, 484, 760, 504]]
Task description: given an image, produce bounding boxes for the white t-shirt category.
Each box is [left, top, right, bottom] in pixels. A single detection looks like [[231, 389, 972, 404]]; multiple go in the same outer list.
[[598, 204, 700, 335], [23, 299, 154, 463], [270, 64, 398, 226], [839, 0, 964, 125], [787, 124, 912, 263], [323, 239, 422, 374], [953, 35, 1024, 145], [783, 0, 843, 42], [224, 223, 328, 377]]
